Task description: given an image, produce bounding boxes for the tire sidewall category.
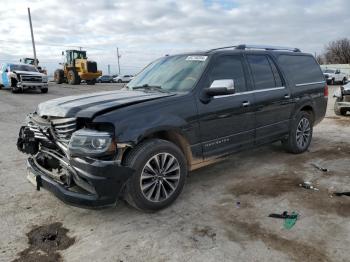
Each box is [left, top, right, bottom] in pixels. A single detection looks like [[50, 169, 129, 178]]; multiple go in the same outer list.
[[126, 140, 187, 211]]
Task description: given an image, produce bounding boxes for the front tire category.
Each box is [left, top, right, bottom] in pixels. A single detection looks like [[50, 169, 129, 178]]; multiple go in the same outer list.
[[41, 88, 48, 93], [117, 79, 122, 83], [283, 111, 313, 154], [67, 70, 80, 85], [123, 139, 187, 211]]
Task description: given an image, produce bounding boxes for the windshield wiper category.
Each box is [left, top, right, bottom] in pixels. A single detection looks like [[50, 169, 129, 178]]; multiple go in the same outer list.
[[131, 84, 169, 93]]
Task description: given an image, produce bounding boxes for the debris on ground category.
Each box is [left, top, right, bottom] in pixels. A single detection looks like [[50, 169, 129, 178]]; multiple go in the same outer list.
[[311, 163, 329, 172], [269, 211, 298, 219], [334, 192, 350, 197], [268, 211, 299, 230], [299, 181, 319, 191], [284, 212, 299, 230], [12, 222, 75, 262]]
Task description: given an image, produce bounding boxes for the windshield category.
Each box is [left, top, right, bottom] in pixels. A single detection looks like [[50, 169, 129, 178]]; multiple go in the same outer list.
[[10, 64, 38, 72], [324, 69, 335, 73], [127, 55, 209, 92]]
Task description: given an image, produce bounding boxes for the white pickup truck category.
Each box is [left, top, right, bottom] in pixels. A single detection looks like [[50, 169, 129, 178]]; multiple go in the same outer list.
[[0, 63, 48, 93], [323, 69, 347, 85], [334, 82, 350, 116]]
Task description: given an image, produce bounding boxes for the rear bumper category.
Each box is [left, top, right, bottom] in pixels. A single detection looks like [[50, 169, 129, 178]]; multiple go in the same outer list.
[[26, 155, 134, 208], [314, 96, 328, 125]]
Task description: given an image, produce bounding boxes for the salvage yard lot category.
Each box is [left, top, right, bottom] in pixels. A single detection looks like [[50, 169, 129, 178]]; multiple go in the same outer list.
[[0, 83, 349, 262]]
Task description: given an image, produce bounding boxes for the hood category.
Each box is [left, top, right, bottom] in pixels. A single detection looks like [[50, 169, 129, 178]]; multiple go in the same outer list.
[[13, 70, 45, 77], [37, 90, 174, 118]]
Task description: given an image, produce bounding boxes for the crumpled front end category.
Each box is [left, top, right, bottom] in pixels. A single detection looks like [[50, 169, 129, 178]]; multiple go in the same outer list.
[[17, 113, 133, 207]]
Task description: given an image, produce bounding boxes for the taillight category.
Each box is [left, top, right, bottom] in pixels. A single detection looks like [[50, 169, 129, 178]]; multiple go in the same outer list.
[[324, 84, 328, 98]]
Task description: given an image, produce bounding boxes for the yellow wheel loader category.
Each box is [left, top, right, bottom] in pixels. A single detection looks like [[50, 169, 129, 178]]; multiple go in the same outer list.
[[54, 50, 102, 85]]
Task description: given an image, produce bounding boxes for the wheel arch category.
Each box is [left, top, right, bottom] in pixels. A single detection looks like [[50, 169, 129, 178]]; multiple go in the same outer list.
[[299, 105, 315, 123], [123, 129, 193, 169]]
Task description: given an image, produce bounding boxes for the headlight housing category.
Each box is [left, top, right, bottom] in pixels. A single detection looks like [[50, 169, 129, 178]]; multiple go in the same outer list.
[[42, 76, 48, 83], [68, 129, 115, 157]]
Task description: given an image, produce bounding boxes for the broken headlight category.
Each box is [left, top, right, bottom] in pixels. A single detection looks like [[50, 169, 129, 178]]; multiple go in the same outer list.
[[68, 129, 115, 157]]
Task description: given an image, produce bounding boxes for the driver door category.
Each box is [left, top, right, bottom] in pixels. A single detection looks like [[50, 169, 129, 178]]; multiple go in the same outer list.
[[196, 54, 255, 158]]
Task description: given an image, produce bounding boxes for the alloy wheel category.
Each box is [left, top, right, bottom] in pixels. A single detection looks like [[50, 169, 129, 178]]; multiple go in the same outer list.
[[296, 117, 311, 149], [140, 153, 181, 202]]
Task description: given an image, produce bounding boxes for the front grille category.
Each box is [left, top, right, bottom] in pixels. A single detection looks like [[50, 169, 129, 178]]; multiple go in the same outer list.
[[28, 116, 76, 145], [51, 118, 77, 144], [87, 61, 97, 73], [21, 75, 42, 83]]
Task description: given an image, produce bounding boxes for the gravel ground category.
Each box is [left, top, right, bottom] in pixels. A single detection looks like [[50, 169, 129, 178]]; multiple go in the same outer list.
[[0, 83, 349, 262]]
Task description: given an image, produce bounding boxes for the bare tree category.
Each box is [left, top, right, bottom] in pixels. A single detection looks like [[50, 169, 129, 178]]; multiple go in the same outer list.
[[324, 38, 350, 64], [316, 54, 325, 64]]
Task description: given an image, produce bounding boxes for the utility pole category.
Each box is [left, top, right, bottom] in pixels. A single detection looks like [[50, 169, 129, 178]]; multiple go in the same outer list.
[[108, 64, 111, 75], [27, 8, 37, 67], [117, 47, 121, 75]]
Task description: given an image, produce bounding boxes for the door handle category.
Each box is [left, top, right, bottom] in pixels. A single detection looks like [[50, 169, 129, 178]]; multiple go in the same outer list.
[[284, 94, 291, 99], [242, 101, 250, 107]]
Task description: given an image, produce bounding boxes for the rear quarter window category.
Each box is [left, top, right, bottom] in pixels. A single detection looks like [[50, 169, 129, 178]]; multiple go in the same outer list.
[[277, 55, 324, 85]]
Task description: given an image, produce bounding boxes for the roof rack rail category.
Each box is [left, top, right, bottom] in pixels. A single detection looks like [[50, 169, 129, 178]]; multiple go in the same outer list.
[[236, 44, 301, 52], [207, 44, 301, 53], [207, 45, 238, 52]]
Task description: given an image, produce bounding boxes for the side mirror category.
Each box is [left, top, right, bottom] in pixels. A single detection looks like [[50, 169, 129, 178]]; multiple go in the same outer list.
[[205, 79, 235, 96]]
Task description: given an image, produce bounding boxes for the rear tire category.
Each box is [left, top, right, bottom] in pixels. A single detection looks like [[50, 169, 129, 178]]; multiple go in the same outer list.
[[283, 111, 313, 154], [342, 78, 347, 85], [123, 139, 187, 211], [54, 69, 64, 84]]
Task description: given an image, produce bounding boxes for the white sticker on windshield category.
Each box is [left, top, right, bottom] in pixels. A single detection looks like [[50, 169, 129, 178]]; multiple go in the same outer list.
[[186, 56, 207, 61]]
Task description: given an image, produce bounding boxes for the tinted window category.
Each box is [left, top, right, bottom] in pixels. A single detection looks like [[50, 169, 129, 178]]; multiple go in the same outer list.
[[277, 55, 324, 85], [247, 55, 276, 90], [207, 55, 246, 92]]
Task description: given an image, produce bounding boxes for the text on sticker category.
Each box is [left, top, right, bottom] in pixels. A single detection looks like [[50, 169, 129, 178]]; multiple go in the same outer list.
[[186, 56, 208, 61]]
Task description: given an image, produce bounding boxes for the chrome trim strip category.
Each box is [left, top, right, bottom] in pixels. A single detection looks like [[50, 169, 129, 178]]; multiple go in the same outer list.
[[214, 86, 285, 99], [295, 81, 325, 87]]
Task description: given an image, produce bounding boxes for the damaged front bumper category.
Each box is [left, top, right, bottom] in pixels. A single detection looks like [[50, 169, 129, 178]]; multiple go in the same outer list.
[[17, 82, 48, 89], [26, 151, 134, 208], [18, 117, 134, 208]]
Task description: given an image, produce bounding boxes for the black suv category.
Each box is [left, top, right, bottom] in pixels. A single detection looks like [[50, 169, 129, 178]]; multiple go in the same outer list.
[[17, 45, 328, 211]]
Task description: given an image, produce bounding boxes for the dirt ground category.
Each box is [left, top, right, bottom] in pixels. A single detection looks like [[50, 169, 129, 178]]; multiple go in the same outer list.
[[0, 83, 349, 262]]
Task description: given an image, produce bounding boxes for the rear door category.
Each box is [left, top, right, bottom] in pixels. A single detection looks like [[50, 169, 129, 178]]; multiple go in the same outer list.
[[245, 54, 293, 145], [197, 54, 255, 158]]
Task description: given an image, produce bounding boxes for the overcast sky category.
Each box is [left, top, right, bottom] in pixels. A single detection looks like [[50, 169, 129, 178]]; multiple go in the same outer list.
[[0, 0, 349, 75]]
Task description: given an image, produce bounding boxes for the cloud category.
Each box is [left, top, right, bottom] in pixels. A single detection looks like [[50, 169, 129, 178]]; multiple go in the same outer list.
[[0, 0, 349, 75]]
